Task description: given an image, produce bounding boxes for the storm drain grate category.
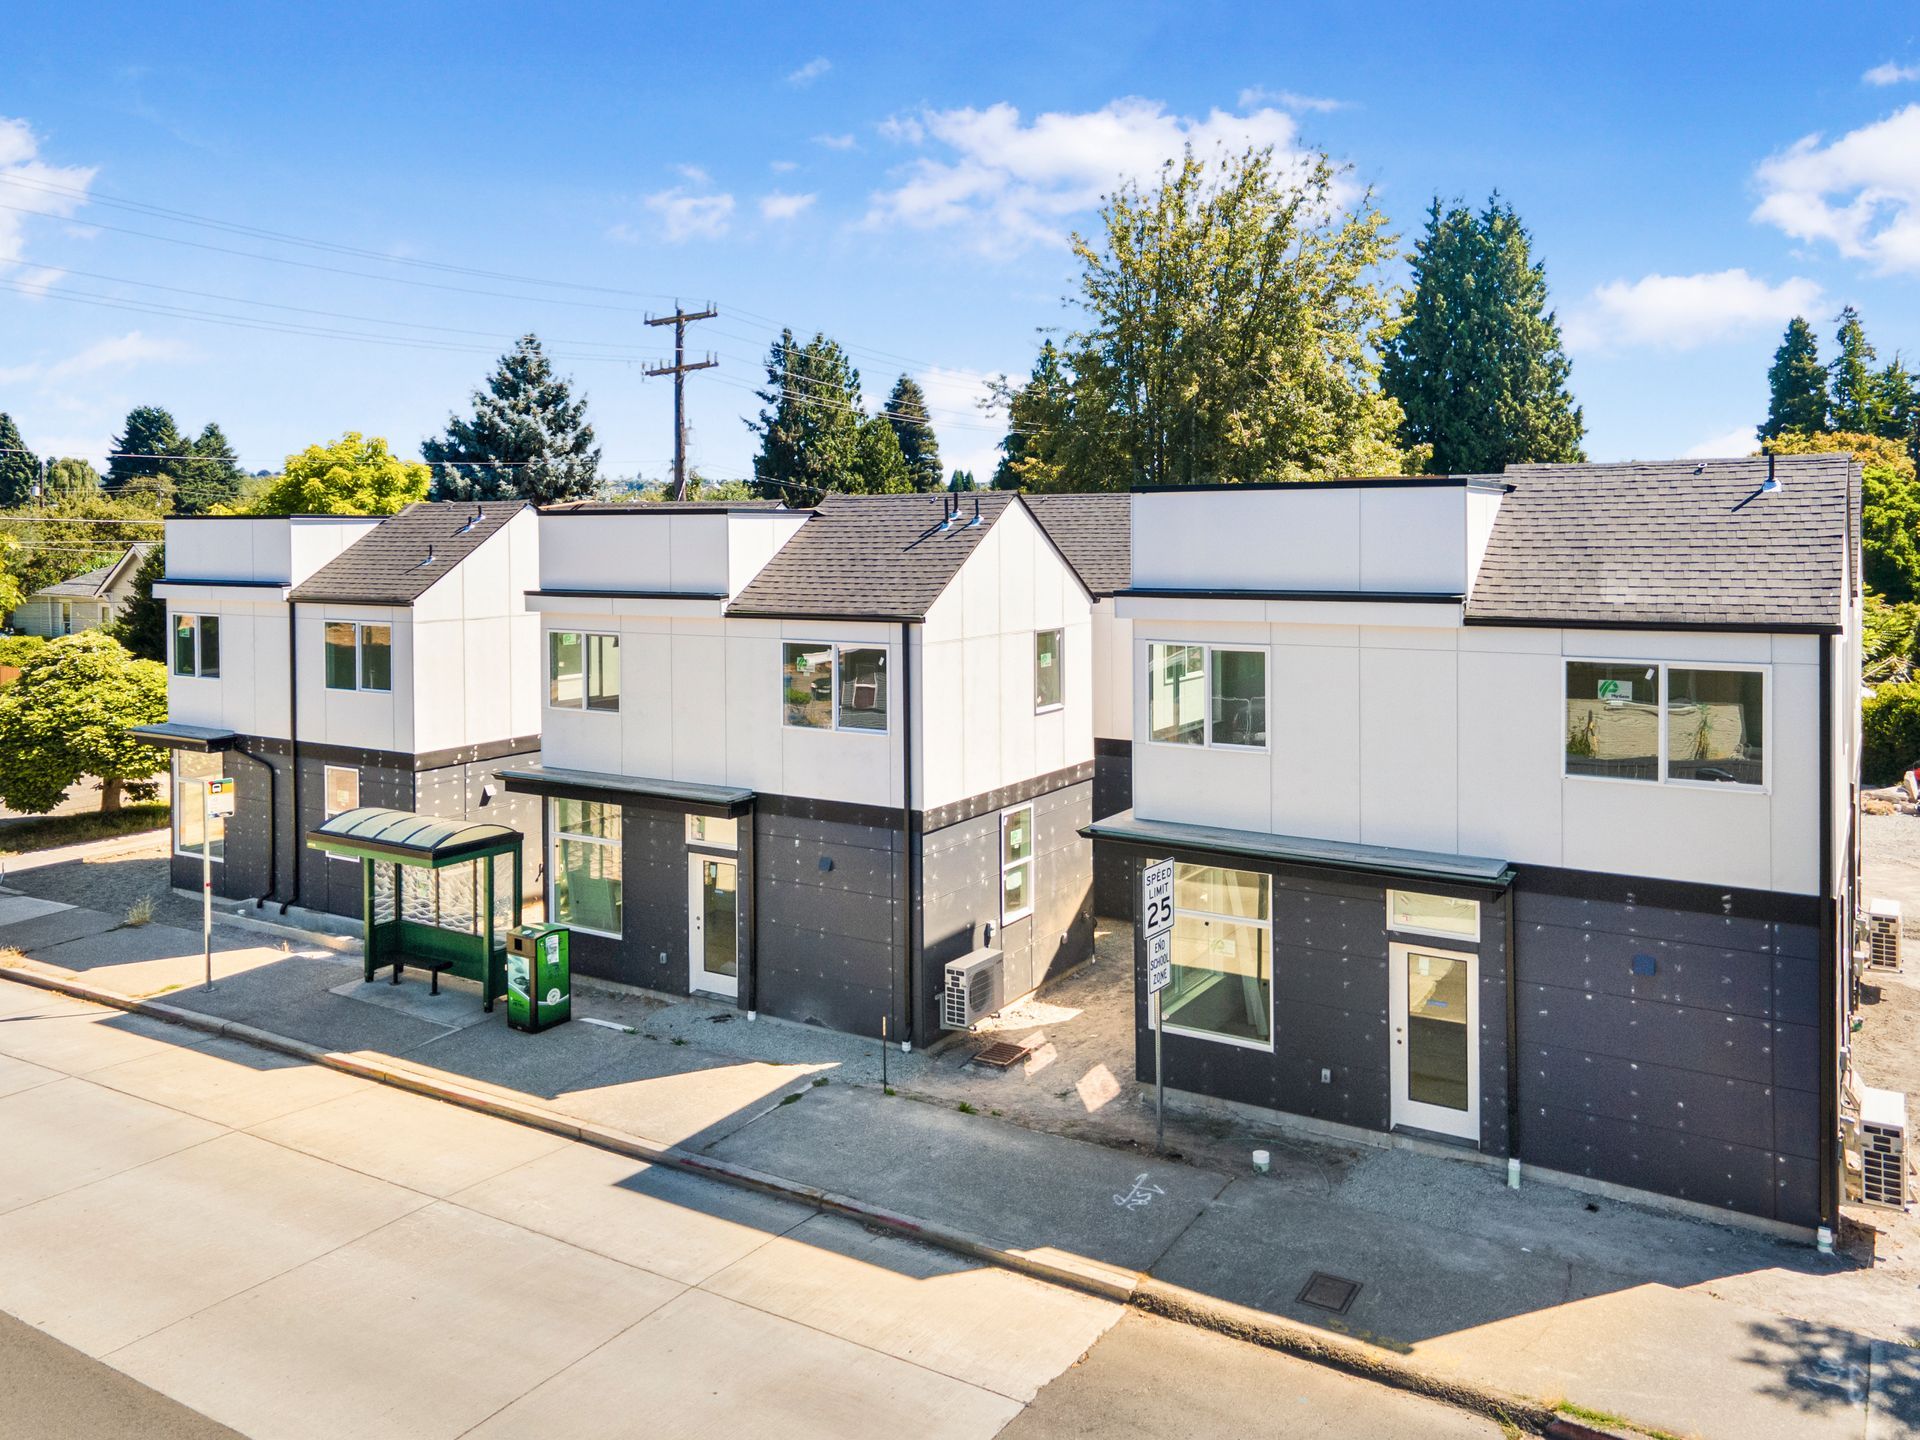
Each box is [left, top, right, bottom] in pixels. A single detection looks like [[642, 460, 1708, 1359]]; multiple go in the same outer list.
[[1296, 1272, 1361, 1315], [971, 1040, 1032, 1069]]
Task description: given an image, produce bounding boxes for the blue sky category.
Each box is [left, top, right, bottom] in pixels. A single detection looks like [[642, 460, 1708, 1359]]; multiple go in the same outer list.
[[4, 2, 1920, 486]]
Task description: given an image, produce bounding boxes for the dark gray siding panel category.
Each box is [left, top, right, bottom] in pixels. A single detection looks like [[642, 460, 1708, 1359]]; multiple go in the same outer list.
[[1130, 860, 1514, 1157], [1092, 739, 1134, 919], [754, 801, 905, 1040], [563, 805, 689, 994], [1513, 884, 1821, 1226], [918, 779, 1093, 1041]]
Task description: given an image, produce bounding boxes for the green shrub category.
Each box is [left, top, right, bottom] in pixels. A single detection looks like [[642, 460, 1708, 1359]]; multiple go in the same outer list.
[[1863, 679, 1920, 784]]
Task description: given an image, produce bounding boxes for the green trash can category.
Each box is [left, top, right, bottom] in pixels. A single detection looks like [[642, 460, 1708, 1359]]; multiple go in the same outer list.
[[506, 924, 571, 1033]]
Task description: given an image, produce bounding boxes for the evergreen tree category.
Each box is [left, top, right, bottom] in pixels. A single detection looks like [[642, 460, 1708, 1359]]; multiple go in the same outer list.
[[1381, 195, 1585, 474], [110, 543, 168, 663], [990, 340, 1073, 489], [881, 375, 943, 491], [0, 414, 39, 507], [1830, 306, 1883, 434], [747, 329, 864, 497], [106, 406, 187, 509], [948, 469, 977, 492], [1759, 316, 1828, 440], [42, 458, 101, 506], [1876, 356, 1919, 460], [423, 335, 601, 503], [849, 414, 913, 493], [174, 422, 248, 514]]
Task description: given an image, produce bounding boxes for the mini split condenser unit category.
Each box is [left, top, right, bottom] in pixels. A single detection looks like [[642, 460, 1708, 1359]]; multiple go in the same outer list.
[[943, 948, 1004, 1030], [1865, 898, 1903, 971], [1858, 1085, 1912, 1212]]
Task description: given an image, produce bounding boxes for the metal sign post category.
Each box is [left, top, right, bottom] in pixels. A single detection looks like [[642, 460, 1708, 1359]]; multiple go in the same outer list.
[[1141, 857, 1175, 1152], [202, 778, 235, 992]]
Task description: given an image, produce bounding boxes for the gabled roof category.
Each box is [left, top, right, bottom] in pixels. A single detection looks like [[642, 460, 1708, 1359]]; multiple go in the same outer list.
[[542, 499, 794, 515], [288, 502, 527, 605], [1466, 455, 1854, 632], [33, 542, 153, 600], [1022, 493, 1131, 597], [727, 492, 1024, 620]]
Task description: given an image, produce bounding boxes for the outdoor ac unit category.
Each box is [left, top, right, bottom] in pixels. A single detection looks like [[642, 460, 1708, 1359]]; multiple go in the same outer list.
[[943, 948, 1004, 1030], [1866, 898, 1903, 971], [1859, 1086, 1911, 1211]]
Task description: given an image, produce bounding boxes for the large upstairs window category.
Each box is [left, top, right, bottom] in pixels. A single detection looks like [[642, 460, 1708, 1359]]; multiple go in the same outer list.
[[1564, 660, 1765, 788], [1146, 643, 1266, 749]]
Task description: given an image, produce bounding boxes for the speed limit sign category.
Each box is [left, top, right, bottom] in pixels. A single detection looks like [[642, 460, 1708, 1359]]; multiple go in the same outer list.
[[1141, 857, 1175, 940]]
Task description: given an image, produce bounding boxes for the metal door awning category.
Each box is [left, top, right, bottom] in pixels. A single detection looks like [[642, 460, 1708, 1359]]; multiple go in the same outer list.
[[1083, 810, 1515, 889], [129, 721, 240, 753], [306, 807, 522, 868]]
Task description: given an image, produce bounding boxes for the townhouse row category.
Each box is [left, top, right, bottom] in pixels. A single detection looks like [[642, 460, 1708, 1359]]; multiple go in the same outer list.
[[137, 453, 1863, 1238]]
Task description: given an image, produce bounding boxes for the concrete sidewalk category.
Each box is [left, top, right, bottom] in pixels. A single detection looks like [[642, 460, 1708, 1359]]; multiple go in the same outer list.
[[2, 889, 1916, 1439]]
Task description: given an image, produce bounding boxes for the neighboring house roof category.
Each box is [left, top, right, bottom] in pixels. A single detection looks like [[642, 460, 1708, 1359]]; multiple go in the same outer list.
[[288, 502, 527, 605], [542, 500, 795, 515], [31, 542, 154, 601], [1466, 455, 1854, 631], [728, 492, 1026, 620], [1023, 493, 1131, 596]]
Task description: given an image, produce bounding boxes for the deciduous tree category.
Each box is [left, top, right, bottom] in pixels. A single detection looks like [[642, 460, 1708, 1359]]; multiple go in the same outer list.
[[1039, 146, 1408, 489], [0, 632, 167, 814], [1766, 429, 1920, 602], [245, 433, 430, 516], [1381, 195, 1584, 474], [424, 335, 601, 503]]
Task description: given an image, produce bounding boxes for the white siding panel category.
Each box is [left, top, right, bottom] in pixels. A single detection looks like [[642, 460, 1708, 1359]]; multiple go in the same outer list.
[[1563, 780, 1773, 891], [1357, 647, 1458, 853], [1457, 649, 1563, 863], [1768, 655, 1821, 895], [1269, 643, 1361, 842]]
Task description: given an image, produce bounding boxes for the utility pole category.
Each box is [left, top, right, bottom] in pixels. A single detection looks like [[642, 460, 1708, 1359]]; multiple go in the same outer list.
[[645, 303, 718, 500]]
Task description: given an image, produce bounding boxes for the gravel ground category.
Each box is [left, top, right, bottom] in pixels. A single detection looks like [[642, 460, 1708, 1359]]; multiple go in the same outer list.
[[1864, 811, 1920, 868]]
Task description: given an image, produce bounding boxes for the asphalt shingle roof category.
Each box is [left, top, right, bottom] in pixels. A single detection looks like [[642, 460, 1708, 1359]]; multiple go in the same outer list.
[[1466, 455, 1854, 630], [1023, 493, 1131, 597], [289, 502, 526, 605], [727, 492, 1021, 619], [35, 542, 153, 599]]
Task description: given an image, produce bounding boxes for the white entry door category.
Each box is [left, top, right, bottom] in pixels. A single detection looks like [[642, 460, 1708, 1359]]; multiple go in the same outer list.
[[688, 854, 739, 999], [1388, 941, 1479, 1141]]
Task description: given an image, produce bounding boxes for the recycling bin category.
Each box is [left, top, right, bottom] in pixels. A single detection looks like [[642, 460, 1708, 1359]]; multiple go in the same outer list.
[[506, 923, 571, 1033]]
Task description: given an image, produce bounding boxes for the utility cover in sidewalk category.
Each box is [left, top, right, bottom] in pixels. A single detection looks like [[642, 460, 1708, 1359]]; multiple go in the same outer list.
[[971, 1039, 1032, 1069], [1297, 1271, 1361, 1315]]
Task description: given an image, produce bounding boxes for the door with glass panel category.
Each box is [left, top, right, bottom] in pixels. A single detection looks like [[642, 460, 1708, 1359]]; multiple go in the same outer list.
[[1388, 942, 1478, 1141], [687, 855, 738, 998]]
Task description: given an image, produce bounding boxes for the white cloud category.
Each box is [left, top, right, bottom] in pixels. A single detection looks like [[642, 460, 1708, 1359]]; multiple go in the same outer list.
[[0, 330, 189, 386], [674, 163, 711, 185], [878, 114, 925, 145], [812, 133, 857, 150], [1682, 426, 1759, 460], [769, 159, 799, 174], [0, 115, 96, 269], [787, 57, 831, 87], [1236, 85, 1346, 113], [1864, 61, 1920, 87], [1563, 269, 1822, 351], [863, 97, 1338, 254], [635, 187, 735, 243], [1752, 105, 1920, 273], [759, 191, 816, 221]]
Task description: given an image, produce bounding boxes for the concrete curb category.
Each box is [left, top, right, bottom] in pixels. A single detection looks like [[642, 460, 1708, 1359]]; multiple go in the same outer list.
[[0, 960, 1637, 1438]]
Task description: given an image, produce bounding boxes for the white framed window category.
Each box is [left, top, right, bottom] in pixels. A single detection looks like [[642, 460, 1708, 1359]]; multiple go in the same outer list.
[[323, 766, 360, 820], [1564, 660, 1767, 790], [550, 799, 623, 937], [782, 642, 888, 733], [1000, 803, 1035, 925], [324, 621, 391, 692], [1034, 629, 1064, 712], [548, 630, 620, 711], [173, 750, 227, 862], [1159, 863, 1272, 1050], [1387, 889, 1480, 942], [1145, 642, 1266, 750], [171, 614, 220, 678], [58, 600, 74, 636], [685, 814, 738, 850]]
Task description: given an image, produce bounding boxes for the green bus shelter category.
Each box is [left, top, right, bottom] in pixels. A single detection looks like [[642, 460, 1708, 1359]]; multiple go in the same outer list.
[[307, 807, 523, 1009]]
